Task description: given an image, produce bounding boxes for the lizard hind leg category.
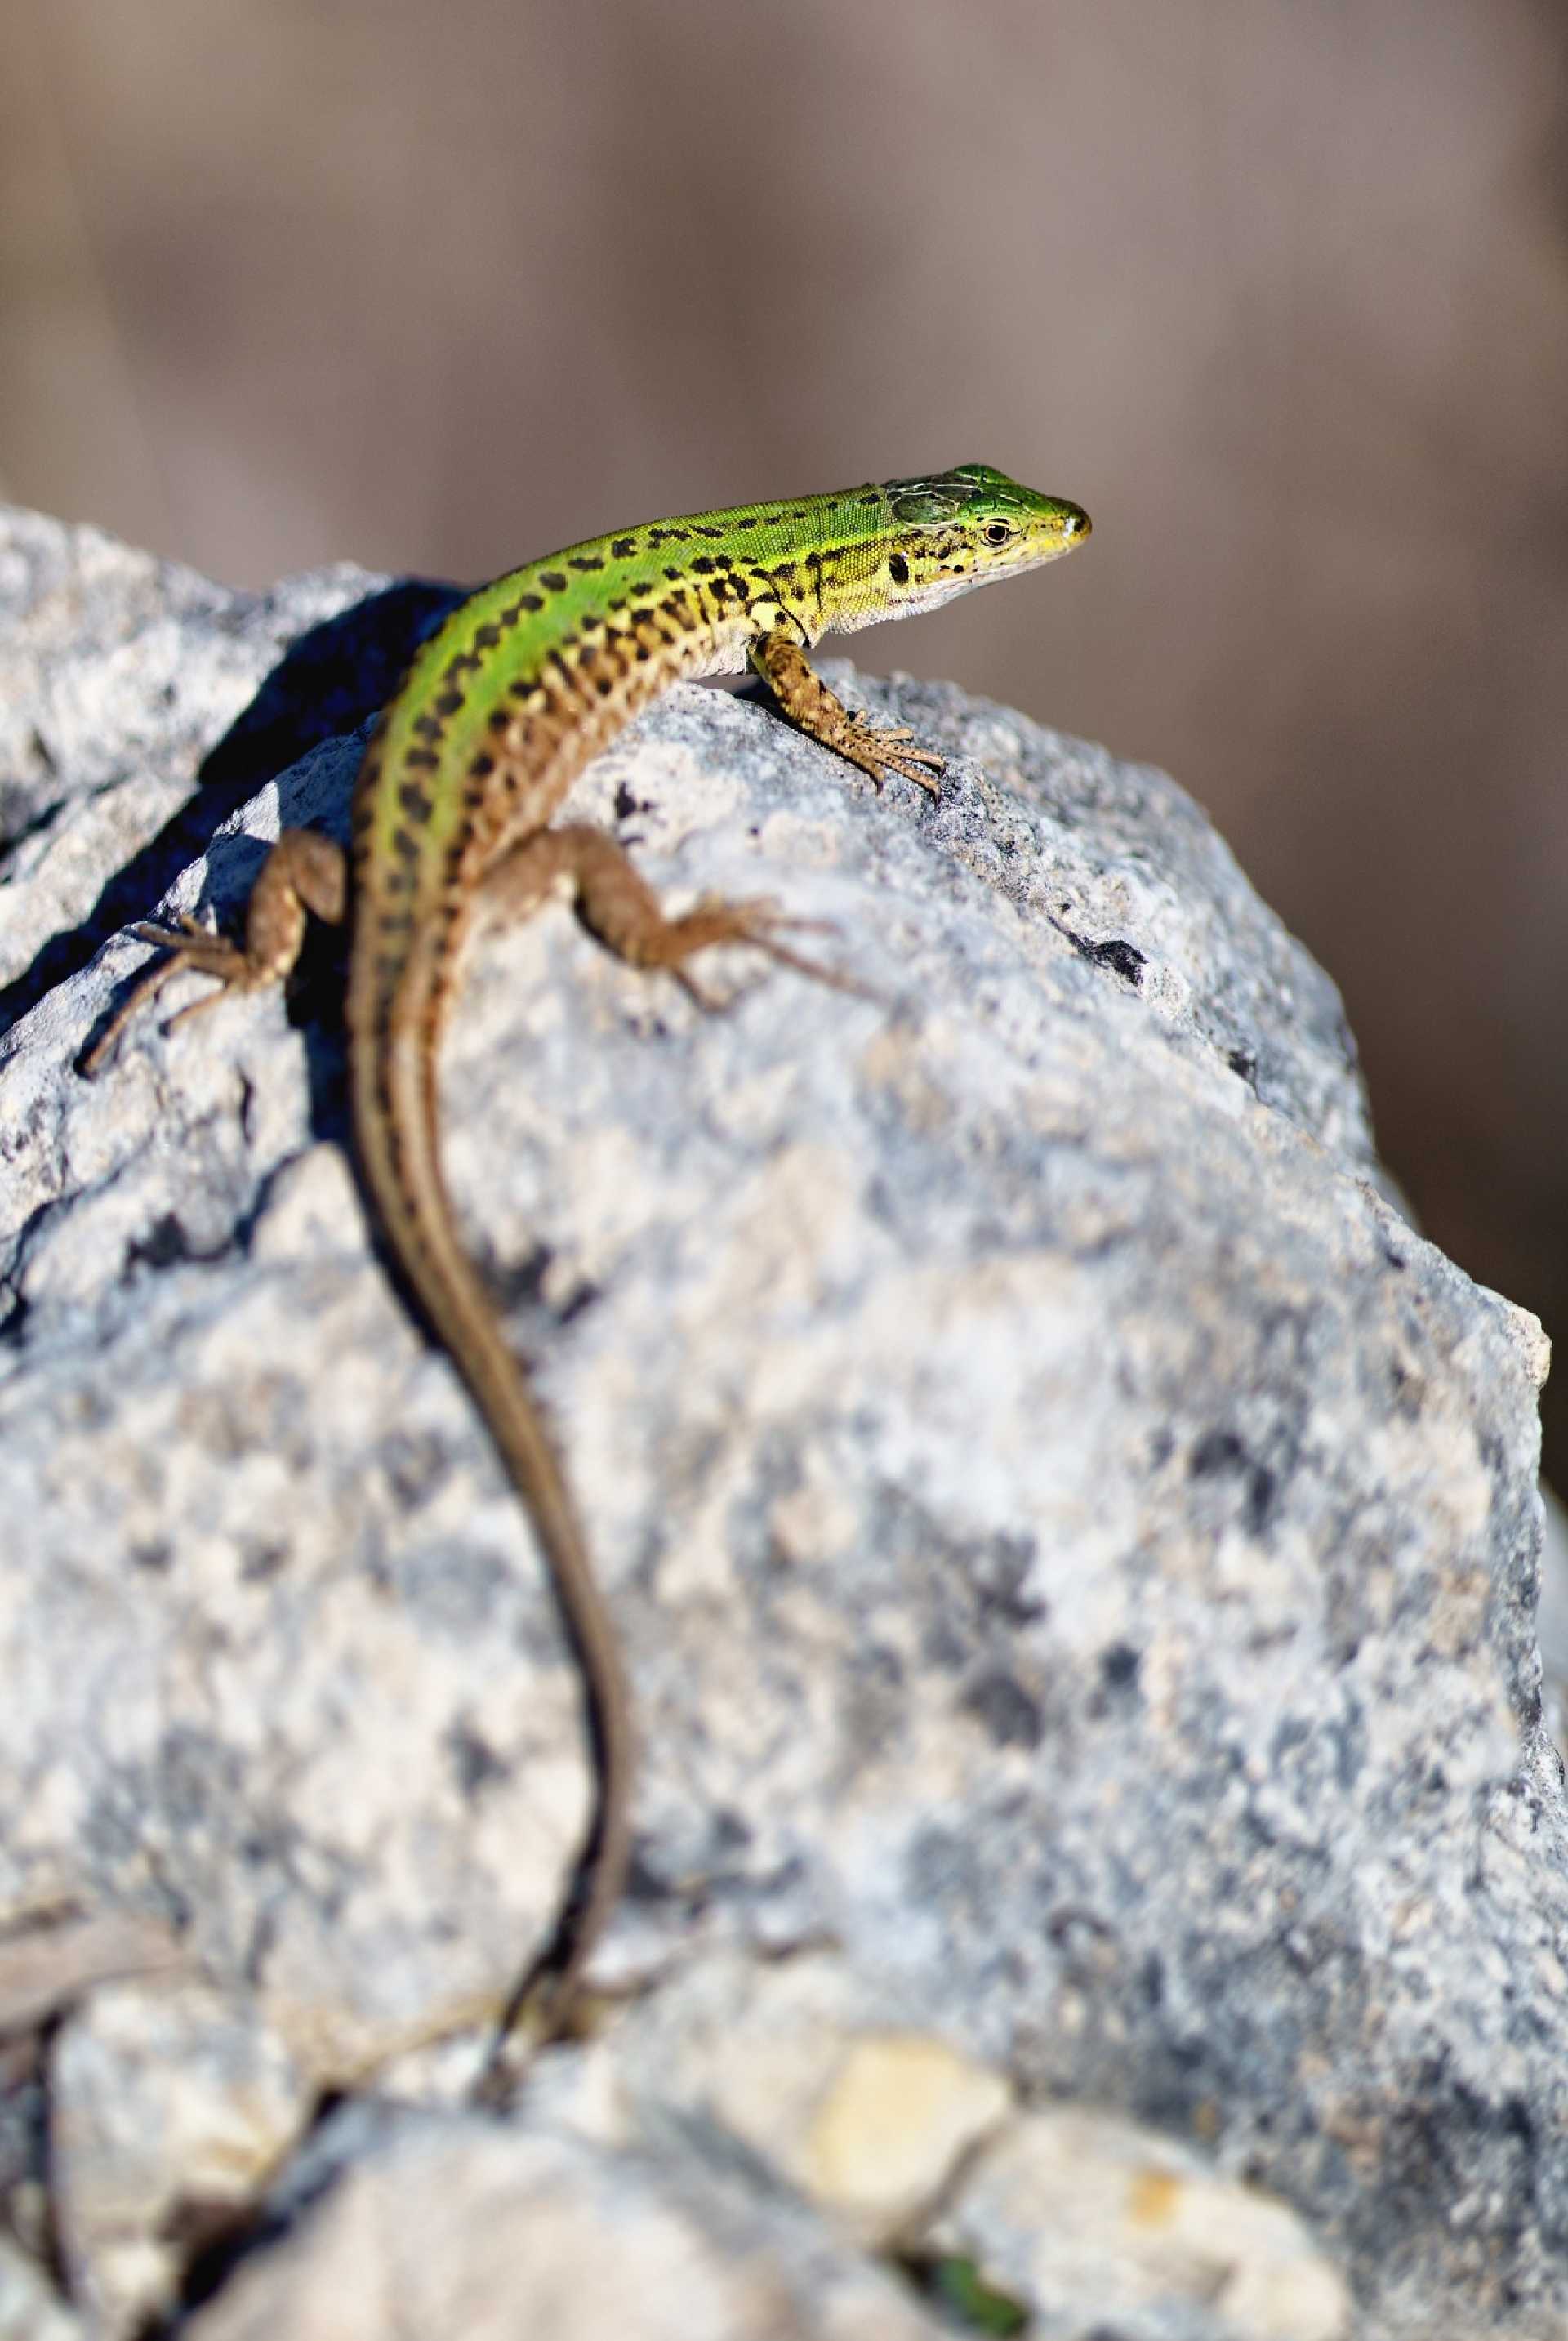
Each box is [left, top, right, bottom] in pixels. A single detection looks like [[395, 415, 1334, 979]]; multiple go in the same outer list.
[[478, 822, 871, 1010], [82, 827, 347, 1074]]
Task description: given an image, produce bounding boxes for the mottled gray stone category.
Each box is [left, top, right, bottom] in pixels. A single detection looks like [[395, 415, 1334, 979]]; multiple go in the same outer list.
[[604, 1950, 1351, 2338], [0, 1912, 185, 2038], [0, 2239, 84, 2341], [934, 2101, 1350, 2341], [0, 506, 385, 999], [50, 1981, 310, 2337], [180, 2098, 947, 2341], [0, 505, 1561, 2338]]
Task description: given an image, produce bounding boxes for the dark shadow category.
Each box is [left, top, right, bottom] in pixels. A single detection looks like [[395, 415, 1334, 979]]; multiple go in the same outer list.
[[0, 577, 465, 1041]]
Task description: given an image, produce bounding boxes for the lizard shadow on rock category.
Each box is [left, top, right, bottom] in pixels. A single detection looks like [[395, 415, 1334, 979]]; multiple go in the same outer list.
[[51, 568, 564, 1372], [2, 577, 466, 1046]]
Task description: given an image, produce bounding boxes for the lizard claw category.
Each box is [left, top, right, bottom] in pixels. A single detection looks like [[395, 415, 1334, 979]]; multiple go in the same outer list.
[[837, 715, 945, 796], [671, 896, 879, 1007], [82, 917, 251, 1074]]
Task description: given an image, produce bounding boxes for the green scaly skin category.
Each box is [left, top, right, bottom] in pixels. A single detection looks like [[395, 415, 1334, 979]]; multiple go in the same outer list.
[[92, 464, 1090, 2089]]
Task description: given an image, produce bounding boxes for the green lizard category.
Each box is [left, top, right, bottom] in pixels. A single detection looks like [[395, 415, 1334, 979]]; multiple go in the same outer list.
[[88, 462, 1089, 2069]]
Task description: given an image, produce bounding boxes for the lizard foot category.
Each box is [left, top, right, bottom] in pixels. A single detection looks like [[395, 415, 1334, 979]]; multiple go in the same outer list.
[[658, 894, 875, 1009], [81, 829, 347, 1076], [82, 917, 261, 1074], [832, 714, 946, 795], [480, 824, 877, 1006]]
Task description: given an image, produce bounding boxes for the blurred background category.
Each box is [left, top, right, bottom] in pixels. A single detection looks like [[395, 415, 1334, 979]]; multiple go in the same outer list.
[[4, 0, 1568, 1470]]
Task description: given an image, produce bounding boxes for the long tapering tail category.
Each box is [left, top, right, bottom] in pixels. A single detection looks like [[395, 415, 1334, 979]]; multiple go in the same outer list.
[[354, 1019, 635, 2092]]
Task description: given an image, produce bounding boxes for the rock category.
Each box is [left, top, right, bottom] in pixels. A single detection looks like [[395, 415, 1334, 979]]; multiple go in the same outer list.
[[933, 2101, 1351, 2340], [0, 1911, 186, 2037], [1531, 1484, 1568, 1748], [0, 2238, 85, 2341], [0, 510, 372, 1002], [49, 1980, 310, 2336], [177, 2098, 947, 2341], [0, 503, 1561, 2335], [611, 1951, 1015, 2241], [172, 2080, 1352, 2341], [0, 505, 456, 1012]]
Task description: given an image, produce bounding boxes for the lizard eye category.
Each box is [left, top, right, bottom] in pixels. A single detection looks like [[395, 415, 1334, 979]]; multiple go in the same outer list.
[[984, 520, 1013, 547]]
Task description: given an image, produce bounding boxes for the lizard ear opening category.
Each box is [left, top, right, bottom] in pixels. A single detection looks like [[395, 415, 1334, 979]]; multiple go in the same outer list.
[[889, 552, 910, 586]]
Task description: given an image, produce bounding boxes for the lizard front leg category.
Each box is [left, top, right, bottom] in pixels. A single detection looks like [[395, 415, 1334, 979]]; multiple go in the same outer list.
[[749, 629, 945, 796], [83, 828, 346, 1072]]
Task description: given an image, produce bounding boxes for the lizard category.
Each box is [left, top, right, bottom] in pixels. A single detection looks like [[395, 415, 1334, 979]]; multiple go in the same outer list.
[[86, 462, 1091, 2076]]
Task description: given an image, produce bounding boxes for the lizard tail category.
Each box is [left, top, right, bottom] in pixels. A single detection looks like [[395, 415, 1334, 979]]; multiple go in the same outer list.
[[352, 1019, 635, 2082]]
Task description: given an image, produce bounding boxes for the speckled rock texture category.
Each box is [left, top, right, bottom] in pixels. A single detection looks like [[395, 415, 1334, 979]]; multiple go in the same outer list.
[[0, 506, 1561, 2339]]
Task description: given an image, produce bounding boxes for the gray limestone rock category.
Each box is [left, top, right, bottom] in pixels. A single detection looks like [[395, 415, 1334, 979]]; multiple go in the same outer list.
[[178, 2096, 950, 2341], [0, 2240, 86, 2341], [0, 504, 1561, 2338], [49, 1979, 310, 2334]]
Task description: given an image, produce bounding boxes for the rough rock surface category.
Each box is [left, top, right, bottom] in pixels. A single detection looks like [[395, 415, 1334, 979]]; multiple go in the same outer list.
[[0, 505, 1561, 2338]]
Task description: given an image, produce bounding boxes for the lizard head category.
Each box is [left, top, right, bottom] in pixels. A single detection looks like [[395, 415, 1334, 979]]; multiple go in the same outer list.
[[852, 462, 1090, 625]]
